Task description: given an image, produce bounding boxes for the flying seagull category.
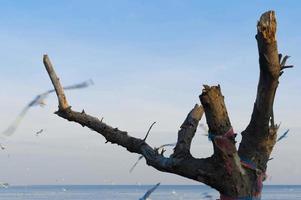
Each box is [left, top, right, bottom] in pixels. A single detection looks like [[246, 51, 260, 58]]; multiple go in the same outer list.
[[277, 129, 289, 142], [35, 129, 44, 136], [129, 155, 144, 173], [0, 144, 5, 150], [2, 79, 93, 136], [139, 182, 160, 200], [129, 143, 176, 173]]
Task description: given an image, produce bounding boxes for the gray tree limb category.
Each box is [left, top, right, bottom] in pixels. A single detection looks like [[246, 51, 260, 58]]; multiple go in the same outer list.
[[43, 54, 218, 189]]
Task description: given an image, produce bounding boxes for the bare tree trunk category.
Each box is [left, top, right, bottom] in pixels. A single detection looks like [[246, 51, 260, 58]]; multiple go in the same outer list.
[[43, 10, 292, 200]]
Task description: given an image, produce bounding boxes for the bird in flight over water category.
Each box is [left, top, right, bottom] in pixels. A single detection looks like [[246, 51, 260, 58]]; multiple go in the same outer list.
[[1, 79, 93, 136], [139, 182, 160, 200]]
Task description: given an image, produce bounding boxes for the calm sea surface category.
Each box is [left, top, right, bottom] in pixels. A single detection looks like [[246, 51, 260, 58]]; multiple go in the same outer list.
[[0, 185, 300, 200]]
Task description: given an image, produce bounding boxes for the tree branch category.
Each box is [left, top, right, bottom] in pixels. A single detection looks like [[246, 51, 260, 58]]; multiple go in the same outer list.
[[172, 104, 203, 158], [43, 55, 69, 110], [238, 11, 283, 173], [143, 122, 156, 141], [43, 54, 217, 188], [200, 85, 231, 136], [200, 85, 247, 197], [252, 10, 280, 129]]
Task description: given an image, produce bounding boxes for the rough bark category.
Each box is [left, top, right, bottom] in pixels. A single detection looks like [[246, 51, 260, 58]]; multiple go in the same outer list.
[[43, 55, 219, 189], [200, 85, 248, 197], [172, 104, 204, 158], [43, 10, 291, 200], [238, 11, 280, 167]]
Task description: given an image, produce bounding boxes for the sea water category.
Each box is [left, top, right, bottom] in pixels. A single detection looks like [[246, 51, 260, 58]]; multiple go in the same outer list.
[[0, 185, 300, 200]]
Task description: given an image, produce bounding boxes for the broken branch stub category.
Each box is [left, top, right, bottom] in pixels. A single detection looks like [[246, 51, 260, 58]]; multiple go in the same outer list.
[[43, 55, 69, 110]]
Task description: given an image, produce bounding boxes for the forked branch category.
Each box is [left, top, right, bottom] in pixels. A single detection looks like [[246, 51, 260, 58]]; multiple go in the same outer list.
[[43, 54, 217, 188], [238, 11, 292, 174], [42, 10, 290, 199]]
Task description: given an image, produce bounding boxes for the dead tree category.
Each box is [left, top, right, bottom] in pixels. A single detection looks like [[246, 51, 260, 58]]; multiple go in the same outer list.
[[43, 11, 292, 199]]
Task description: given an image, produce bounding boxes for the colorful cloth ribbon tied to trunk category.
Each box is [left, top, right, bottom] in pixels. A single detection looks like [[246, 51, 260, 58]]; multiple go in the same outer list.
[[209, 129, 265, 200], [238, 157, 266, 199], [240, 157, 257, 171], [208, 127, 237, 154]]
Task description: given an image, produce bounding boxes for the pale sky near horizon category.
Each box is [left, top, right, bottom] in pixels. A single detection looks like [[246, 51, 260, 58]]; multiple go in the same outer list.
[[0, 1, 300, 185]]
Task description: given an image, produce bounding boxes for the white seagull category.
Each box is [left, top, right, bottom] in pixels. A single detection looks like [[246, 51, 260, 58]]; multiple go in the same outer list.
[[139, 182, 160, 200], [2, 79, 93, 136]]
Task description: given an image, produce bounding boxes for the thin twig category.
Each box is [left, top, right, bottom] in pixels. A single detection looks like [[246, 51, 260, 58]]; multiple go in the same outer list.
[[281, 65, 294, 70], [143, 122, 156, 141], [280, 55, 290, 67]]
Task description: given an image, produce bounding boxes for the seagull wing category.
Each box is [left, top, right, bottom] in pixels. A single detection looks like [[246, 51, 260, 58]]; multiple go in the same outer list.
[[2, 79, 92, 136], [34, 93, 51, 107], [62, 79, 93, 90], [129, 155, 143, 173], [140, 183, 160, 200], [2, 91, 51, 136], [277, 129, 289, 142], [2, 106, 29, 136]]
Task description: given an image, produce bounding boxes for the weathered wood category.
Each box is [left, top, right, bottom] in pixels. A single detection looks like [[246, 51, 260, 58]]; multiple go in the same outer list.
[[43, 54, 218, 189], [239, 11, 281, 174], [43, 55, 69, 110], [43, 10, 290, 200], [172, 104, 204, 158], [200, 85, 247, 197], [235, 11, 291, 199]]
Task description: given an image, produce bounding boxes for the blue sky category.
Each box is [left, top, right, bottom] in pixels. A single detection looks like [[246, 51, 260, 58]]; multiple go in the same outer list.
[[0, 1, 300, 185]]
